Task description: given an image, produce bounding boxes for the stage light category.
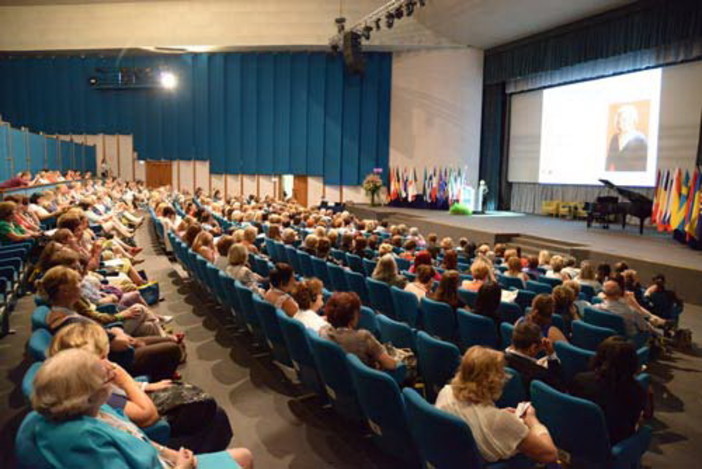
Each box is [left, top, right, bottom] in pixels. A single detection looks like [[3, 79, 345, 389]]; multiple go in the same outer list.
[[331, 43, 340, 54], [394, 6, 404, 19], [160, 71, 177, 90], [374, 17, 382, 31], [335, 17, 346, 34], [385, 12, 394, 28], [406, 0, 416, 16], [418, 0, 427, 6], [362, 25, 373, 40]]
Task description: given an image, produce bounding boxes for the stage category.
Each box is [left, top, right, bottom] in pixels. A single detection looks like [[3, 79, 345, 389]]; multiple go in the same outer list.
[[348, 205, 702, 306]]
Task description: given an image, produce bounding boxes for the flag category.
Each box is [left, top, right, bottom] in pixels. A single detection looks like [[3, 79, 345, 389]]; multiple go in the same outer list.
[[663, 169, 682, 231], [389, 166, 397, 201], [407, 168, 417, 202], [685, 169, 701, 239], [671, 170, 690, 231], [656, 170, 671, 231], [430, 167, 438, 203], [651, 169, 661, 224], [423, 167, 429, 201]]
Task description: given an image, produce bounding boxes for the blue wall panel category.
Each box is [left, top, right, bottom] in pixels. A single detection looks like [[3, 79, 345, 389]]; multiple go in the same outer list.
[[46, 138, 59, 172], [0, 126, 10, 181], [0, 52, 392, 185], [59, 140, 71, 171], [10, 127, 28, 173], [85, 145, 97, 173], [28, 132, 45, 173]]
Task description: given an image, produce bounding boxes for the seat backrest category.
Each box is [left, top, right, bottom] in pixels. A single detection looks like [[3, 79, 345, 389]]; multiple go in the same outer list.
[[571, 320, 616, 351], [531, 380, 611, 464], [390, 286, 420, 327], [15, 412, 53, 469], [310, 257, 332, 285], [579, 283, 596, 300], [252, 295, 291, 366], [366, 278, 396, 319], [284, 246, 302, 273], [362, 258, 377, 277], [359, 306, 380, 339], [583, 306, 627, 336], [22, 361, 43, 399], [27, 329, 53, 361], [346, 354, 417, 463], [500, 322, 515, 349], [555, 341, 595, 384], [307, 331, 364, 422], [345, 253, 365, 273], [496, 367, 527, 408], [457, 288, 477, 308], [376, 314, 416, 351], [498, 274, 524, 290], [420, 297, 456, 342], [402, 388, 484, 468], [345, 270, 370, 305], [327, 263, 349, 292], [540, 276, 563, 288], [31, 306, 51, 331], [526, 280, 553, 294], [297, 251, 315, 278], [415, 331, 460, 402], [219, 271, 242, 316], [514, 288, 536, 311], [456, 309, 498, 350], [395, 256, 411, 271], [234, 282, 261, 332], [277, 311, 323, 395], [497, 301, 523, 324]]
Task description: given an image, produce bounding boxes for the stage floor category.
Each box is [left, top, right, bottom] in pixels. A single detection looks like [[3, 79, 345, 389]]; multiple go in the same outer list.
[[350, 205, 702, 304]]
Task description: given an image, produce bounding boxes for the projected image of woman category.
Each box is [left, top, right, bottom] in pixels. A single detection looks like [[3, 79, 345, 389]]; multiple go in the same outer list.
[[605, 104, 648, 172]]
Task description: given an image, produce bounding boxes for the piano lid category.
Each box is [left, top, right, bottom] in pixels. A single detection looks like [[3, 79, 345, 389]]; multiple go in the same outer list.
[[598, 179, 653, 204]]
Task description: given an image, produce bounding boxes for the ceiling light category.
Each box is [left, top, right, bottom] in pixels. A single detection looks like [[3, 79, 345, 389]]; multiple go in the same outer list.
[[385, 12, 394, 28], [160, 71, 177, 90], [406, 0, 416, 16], [335, 17, 346, 34], [362, 25, 373, 40], [374, 18, 382, 31], [394, 6, 404, 19], [418, 0, 427, 6]]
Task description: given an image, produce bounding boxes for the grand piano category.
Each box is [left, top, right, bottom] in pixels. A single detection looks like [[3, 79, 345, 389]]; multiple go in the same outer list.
[[586, 179, 653, 234]]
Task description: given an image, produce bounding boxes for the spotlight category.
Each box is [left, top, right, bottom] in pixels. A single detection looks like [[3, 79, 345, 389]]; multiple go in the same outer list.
[[331, 43, 340, 54], [335, 17, 346, 34], [406, 0, 416, 16], [88, 76, 98, 86], [362, 25, 373, 40], [418, 0, 426, 6], [394, 6, 404, 19], [385, 12, 394, 28], [159, 71, 177, 90], [374, 17, 382, 31]]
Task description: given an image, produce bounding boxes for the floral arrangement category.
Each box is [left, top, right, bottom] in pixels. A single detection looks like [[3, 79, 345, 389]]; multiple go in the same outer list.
[[362, 173, 384, 206]]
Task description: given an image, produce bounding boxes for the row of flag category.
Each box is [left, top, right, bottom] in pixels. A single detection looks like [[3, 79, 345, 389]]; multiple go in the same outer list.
[[651, 168, 701, 240], [388, 166, 470, 204]]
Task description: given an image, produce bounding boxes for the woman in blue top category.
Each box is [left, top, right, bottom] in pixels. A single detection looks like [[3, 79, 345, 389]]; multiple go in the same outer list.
[[25, 348, 253, 469]]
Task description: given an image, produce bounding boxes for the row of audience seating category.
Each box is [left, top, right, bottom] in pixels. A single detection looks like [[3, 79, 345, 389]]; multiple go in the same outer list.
[[155, 209, 653, 468]]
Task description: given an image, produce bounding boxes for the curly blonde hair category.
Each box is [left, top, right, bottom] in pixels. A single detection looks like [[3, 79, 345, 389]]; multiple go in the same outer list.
[[451, 346, 507, 404]]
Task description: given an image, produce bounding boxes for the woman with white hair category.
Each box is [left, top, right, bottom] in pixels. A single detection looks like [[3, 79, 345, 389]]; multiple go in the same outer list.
[[25, 348, 252, 469], [371, 253, 407, 289]]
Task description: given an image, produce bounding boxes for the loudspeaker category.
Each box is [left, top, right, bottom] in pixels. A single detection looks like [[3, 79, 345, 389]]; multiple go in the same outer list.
[[343, 31, 365, 74]]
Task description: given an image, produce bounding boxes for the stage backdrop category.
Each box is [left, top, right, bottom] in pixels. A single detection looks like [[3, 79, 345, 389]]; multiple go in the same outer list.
[[0, 52, 391, 186]]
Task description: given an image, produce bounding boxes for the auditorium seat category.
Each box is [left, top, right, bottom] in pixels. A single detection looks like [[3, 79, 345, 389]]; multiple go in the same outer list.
[[359, 306, 380, 339], [390, 286, 421, 327], [415, 331, 460, 402], [571, 321, 616, 351], [497, 301, 523, 324], [252, 295, 292, 367], [376, 314, 416, 351], [554, 341, 595, 384], [27, 329, 52, 361], [362, 258, 377, 277], [277, 310, 325, 398], [310, 257, 332, 287], [457, 288, 478, 308], [500, 322, 515, 349], [539, 276, 563, 288], [456, 309, 499, 350], [346, 354, 419, 464], [345, 253, 365, 274], [297, 251, 315, 278], [526, 280, 553, 295], [420, 297, 456, 342], [583, 307, 627, 336], [496, 367, 527, 409], [367, 278, 396, 319], [531, 380, 652, 468], [344, 270, 370, 305], [327, 263, 349, 292], [307, 331, 365, 423]]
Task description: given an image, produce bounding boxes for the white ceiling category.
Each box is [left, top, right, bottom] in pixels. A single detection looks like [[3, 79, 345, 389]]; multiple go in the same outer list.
[[413, 0, 633, 49], [0, 0, 634, 51]]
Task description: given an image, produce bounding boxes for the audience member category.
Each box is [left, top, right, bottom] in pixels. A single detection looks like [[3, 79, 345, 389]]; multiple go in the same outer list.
[[264, 263, 299, 317], [505, 321, 565, 396], [404, 264, 435, 300], [435, 346, 558, 464], [430, 270, 465, 311]]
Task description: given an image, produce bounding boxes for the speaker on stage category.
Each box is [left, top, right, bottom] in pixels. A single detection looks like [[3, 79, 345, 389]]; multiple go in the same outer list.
[[343, 31, 365, 75]]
